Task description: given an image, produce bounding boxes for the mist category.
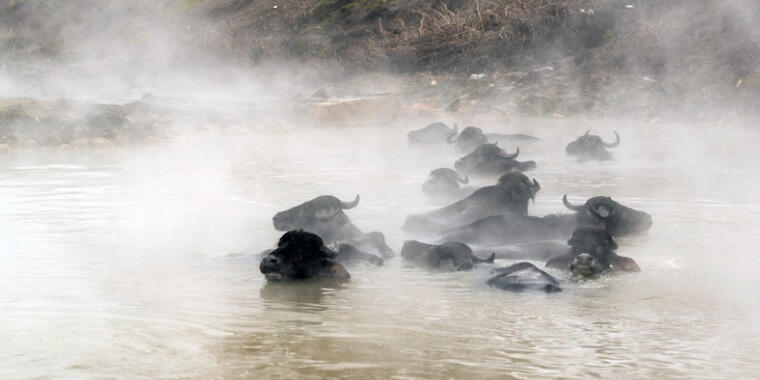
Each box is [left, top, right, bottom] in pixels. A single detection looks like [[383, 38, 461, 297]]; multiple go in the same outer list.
[[1, 0, 760, 378]]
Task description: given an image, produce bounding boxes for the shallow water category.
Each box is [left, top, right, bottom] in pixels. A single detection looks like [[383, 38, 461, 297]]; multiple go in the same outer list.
[[1, 118, 759, 378]]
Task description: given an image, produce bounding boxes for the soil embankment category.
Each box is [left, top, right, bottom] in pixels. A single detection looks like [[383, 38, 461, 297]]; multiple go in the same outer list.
[[2, 1, 759, 123]]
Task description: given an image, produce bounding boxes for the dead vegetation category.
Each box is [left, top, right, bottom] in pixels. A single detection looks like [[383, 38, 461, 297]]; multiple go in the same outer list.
[[3, 0, 760, 118]]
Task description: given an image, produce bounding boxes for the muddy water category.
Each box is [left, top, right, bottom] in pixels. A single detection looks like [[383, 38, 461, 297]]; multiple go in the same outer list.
[[1, 118, 759, 378]]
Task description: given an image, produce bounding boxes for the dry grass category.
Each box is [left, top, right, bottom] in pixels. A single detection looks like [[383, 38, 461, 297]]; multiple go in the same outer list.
[[336, 0, 599, 71]]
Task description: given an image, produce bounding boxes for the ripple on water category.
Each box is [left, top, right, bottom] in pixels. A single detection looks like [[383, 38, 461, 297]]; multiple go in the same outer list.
[[1, 123, 760, 378]]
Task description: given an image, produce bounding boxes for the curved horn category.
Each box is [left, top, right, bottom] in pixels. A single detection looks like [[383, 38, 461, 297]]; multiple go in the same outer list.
[[447, 132, 459, 143], [583, 130, 590, 138], [562, 195, 586, 212], [451, 123, 458, 133], [456, 173, 469, 184], [498, 147, 519, 159], [603, 131, 620, 148], [340, 194, 360, 209]]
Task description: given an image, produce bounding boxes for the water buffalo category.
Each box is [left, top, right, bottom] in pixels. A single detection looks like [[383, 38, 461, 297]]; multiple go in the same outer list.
[[487, 262, 562, 292], [545, 226, 641, 276], [437, 195, 652, 246], [566, 130, 620, 161], [407, 122, 458, 144], [454, 143, 536, 174], [447, 126, 488, 152], [404, 172, 541, 233], [260, 230, 351, 281], [401, 240, 495, 271], [421, 168, 474, 199], [272, 195, 394, 258], [562, 195, 652, 236]]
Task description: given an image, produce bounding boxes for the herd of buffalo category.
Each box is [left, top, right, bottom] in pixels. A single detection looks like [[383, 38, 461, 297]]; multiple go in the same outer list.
[[258, 122, 651, 293]]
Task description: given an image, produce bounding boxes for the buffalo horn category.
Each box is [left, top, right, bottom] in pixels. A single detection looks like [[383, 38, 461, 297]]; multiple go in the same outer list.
[[340, 194, 360, 209], [603, 131, 620, 148], [498, 147, 519, 159], [562, 195, 586, 212]]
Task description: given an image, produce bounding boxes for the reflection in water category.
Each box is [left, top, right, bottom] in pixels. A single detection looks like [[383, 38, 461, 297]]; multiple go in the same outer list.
[[1, 118, 760, 378], [259, 280, 347, 313]]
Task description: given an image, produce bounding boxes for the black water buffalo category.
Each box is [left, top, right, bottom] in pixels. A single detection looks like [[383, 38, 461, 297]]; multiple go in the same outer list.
[[260, 230, 351, 281], [437, 195, 652, 246], [401, 240, 494, 271], [447, 126, 488, 152], [407, 122, 458, 144], [561, 195, 652, 236], [566, 130, 620, 161], [487, 262, 562, 292], [404, 172, 541, 233], [272, 194, 394, 258], [455, 143, 536, 174], [421, 168, 474, 199], [545, 226, 640, 277]]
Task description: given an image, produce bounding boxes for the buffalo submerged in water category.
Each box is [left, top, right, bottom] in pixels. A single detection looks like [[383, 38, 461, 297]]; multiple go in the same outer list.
[[421, 168, 474, 199], [545, 226, 641, 276], [260, 230, 351, 281], [272, 194, 394, 259], [437, 195, 653, 246], [455, 143, 536, 174], [566, 130, 620, 161], [447, 126, 488, 152], [404, 171, 541, 233], [401, 240, 495, 271], [447, 125, 541, 153], [487, 262, 562, 293], [407, 122, 458, 144], [485, 226, 642, 292]]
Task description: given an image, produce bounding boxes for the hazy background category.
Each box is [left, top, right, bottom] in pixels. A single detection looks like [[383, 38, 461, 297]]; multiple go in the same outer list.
[[3, 0, 760, 118], [2, 1, 760, 378]]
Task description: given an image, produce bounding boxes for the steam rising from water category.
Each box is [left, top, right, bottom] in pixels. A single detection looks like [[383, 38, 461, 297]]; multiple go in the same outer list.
[[2, 1, 760, 378], [1, 120, 760, 377]]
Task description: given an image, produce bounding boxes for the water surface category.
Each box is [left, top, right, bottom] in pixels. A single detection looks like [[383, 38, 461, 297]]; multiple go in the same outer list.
[[1, 118, 758, 378]]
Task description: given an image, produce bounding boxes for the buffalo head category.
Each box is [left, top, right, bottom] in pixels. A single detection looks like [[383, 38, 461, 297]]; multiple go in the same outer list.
[[260, 230, 350, 281], [565, 130, 620, 160], [566, 226, 616, 277], [272, 195, 360, 241], [447, 126, 488, 152], [455, 143, 535, 174], [563, 195, 652, 236], [546, 226, 640, 276], [422, 168, 469, 195], [497, 171, 541, 206]]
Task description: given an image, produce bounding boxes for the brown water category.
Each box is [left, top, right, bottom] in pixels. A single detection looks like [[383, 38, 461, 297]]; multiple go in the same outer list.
[[1, 118, 759, 379]]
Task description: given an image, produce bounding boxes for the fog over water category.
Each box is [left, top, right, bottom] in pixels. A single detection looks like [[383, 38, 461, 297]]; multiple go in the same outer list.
[[3, 1, 760, 378], [0, 117, 759, 378]]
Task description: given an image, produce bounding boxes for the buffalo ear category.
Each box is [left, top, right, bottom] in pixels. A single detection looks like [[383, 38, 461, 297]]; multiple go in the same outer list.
[[588, 206, 609, 231], [607, 233, 618, 250]]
